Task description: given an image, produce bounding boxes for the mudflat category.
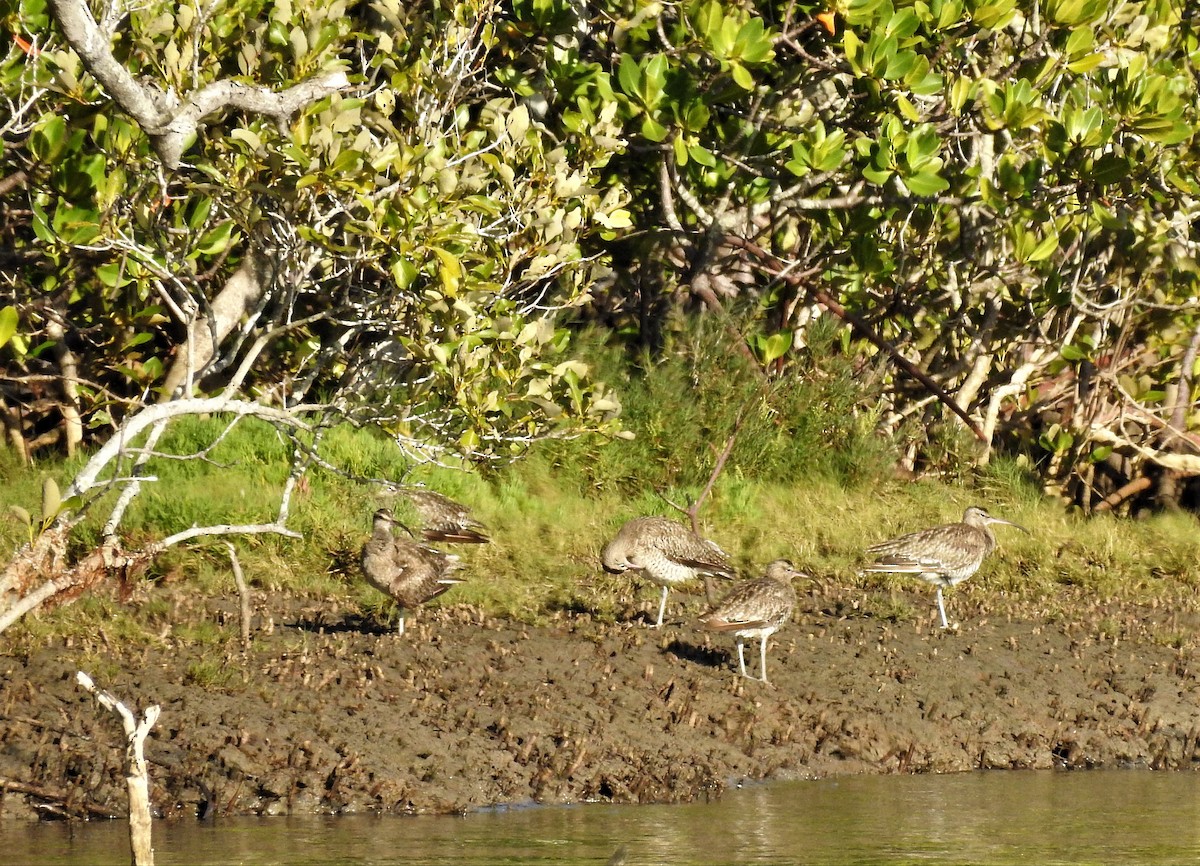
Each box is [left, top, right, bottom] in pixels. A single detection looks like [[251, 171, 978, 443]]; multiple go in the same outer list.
[[3, 580, 1200, 821]]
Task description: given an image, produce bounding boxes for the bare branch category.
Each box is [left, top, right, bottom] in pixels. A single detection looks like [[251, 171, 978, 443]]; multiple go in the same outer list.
[[76, 672, 160, 866], [225, 542, 253, 655], [47, 0, 351, 168], [155, 522, 303, 551], [62, 396, 314, 506]]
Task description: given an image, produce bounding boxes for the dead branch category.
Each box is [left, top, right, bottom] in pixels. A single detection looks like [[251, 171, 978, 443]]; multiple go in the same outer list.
[[0, 398, 314, 635], [76, 672, 160, 866], [0, 776, 122, 820], [1092, 476, 1152, 513], [225, 541, 253, 655], [63, 396, 313, 504], [160, 252, 272, 400]]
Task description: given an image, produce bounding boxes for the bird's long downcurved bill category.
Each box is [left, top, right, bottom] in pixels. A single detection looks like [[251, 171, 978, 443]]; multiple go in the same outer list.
[[989, 516, 1031, 534]]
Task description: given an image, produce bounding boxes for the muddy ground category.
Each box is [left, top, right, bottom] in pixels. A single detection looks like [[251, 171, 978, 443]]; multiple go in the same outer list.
[[4, 578, 1200, 822]]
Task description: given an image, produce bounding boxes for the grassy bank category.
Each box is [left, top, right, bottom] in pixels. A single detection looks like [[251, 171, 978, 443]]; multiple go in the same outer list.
[[2, 412, 1200, 651], [2, 328, 1198, 645]]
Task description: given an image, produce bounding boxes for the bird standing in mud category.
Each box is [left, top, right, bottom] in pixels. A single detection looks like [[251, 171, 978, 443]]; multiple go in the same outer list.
[[862, 505, 1028, 629], [702, 559, 805, 683], [360, 508, 465, 635], [601, 516, 735, 628], [393, 487, 490, 544]]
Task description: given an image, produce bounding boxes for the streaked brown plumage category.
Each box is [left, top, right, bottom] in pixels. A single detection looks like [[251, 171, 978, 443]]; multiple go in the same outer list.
[[396, 488, 490, 544], [863, 506, 1028, 629], [601, 516, 735, 628], [361, 508, 464, 635], [703, 559, 804, 683]]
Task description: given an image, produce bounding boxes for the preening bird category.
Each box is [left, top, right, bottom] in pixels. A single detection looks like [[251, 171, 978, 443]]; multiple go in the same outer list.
[[394, 487, 490, 544], [601, 516, 735, 628], [360, 508, 464, 635], [703, 559, 805, 683], [863, 506, 1028, 629]]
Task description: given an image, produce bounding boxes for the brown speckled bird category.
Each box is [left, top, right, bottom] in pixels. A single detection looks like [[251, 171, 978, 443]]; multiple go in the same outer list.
[[396, 488, 490, 544], [703, 559, 805, 683], [863, 506, 1027, 629], [360, 508, 464, 635], [601, 516, 735, 628]]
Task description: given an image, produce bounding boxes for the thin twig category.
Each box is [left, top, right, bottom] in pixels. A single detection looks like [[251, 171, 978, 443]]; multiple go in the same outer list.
[[224, 542, 252, 655]]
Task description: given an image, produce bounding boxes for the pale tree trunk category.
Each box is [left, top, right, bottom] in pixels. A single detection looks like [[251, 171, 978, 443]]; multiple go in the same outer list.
[[45, 317, 84, 456], [76, 672, 161, 866], [160, 251, 270, 399]]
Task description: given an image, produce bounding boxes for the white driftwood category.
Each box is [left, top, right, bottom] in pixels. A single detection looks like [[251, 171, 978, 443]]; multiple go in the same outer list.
[[76, 671, 161, 866]]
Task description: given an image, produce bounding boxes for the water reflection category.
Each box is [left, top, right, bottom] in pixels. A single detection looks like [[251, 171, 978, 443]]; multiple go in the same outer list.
[[7, 770, 1200, 865]]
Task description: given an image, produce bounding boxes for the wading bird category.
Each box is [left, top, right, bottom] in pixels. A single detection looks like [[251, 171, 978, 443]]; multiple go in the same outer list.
[[360, 508, 464, 635], [601, 516, 735, 628], [863, 506, 1028, 629], [394, 487, 490, 544], [702, 559, 805, 683]]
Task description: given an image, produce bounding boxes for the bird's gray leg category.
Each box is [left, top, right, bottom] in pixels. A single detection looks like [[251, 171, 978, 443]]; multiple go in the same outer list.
[[759, 637, 769, 683], [655, 585, 669, 628], [934, 588, 949, 629], [736, 639, 748, 678], [397, 613, 407, 636]]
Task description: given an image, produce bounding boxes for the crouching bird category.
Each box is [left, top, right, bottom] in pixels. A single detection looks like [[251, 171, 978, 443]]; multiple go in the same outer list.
[[394, 487, 490, 544], [601, 516, 735, 628], [360, 508, 464, 635]]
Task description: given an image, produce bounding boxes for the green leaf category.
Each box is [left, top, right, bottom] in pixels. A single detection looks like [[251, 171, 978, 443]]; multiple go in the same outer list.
[[673, 134, 688, 167], [0, 306, 17, 350], [688, 144, 717, 167], [196, 222, 235, 256], [9, 505, 32, 529], [641, 54, 668, 108], [41, 476, 61, 520], [904, 171, 949, 195], [391, 259, 419, 289], [1026, 229, 1059, 262], [641, 115, 669, 142], [29, 115, 68, 163], [730, 62, 755, 91], [122, 332, 154, 351], [759, 332, 792, 363], [733, 18, 774, 64], [1091, 154, 1129, 186], [862, 165, 893, 185]]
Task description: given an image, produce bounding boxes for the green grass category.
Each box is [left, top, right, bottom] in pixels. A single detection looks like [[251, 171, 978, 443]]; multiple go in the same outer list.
[[5, 429, 1200, 646], [2, 336, 1200, 645]]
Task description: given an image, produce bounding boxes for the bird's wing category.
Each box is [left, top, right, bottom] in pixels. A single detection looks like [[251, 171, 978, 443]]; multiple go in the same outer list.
[[704, 578, 791, 627], [862, 553, 947, 573], [422, 527, 491, 544], [656, 527, 734, 574], [705, 616, 772, 632]]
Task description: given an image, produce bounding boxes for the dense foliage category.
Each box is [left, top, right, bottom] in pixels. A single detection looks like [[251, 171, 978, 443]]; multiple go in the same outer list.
[[4, 0, 1198, 514]]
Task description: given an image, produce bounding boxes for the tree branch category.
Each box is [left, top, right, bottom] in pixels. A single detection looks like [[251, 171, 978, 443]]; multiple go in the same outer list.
[[76, 672, 160, 866], [722, 233, 988, 442], [47, 0, 350, 168]]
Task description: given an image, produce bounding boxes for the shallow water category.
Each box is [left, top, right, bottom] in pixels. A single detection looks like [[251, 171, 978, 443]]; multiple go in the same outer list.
[[8, 770, 1200, 865]]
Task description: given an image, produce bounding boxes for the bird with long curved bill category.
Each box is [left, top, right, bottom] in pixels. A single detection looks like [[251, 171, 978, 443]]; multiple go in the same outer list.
[[360, 508, 465, 635], [702, 559, 806, 683], [863, 506, 1028, 629]]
